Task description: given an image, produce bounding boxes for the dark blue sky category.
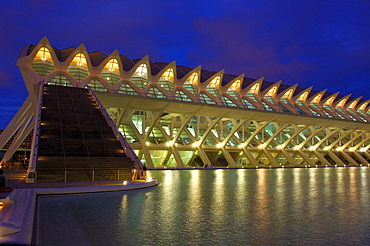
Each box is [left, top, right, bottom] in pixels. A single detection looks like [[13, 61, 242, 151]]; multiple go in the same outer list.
[[0, 0, 369, 129]]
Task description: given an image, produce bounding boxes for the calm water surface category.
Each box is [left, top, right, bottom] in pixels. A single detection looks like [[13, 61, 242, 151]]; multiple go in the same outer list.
[[36, 167, 370, 245]]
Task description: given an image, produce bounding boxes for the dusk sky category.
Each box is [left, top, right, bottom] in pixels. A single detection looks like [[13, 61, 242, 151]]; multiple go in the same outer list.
[[0, 0, 369, 129]]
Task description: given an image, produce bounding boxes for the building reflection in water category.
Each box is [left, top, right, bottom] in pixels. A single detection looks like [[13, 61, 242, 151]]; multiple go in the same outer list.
[[37, 168, 370, 245]]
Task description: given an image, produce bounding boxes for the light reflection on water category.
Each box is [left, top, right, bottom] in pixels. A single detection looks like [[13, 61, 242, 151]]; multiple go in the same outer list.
[[37, 168, 370, 245]]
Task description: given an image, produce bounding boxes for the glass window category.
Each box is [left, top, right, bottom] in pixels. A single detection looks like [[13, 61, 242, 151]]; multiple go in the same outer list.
[[131, 64, 148, 89], [86, 79, 107, 92], [67, 53, 89, 81], [222, 96, 237, 107], [101, 59, 120, 85], [158, 68, 175, 92], [118, 83, 138, 95], [31, 47, 54, 76], [175, 89, 193, 102], [206, 76, 221, 98], [242, 98, 256, 109], [148, 86, 168, 99], [200, 92, 216, 104], [246, 83, 261, 104], [48, 74, 73, 87], [183, 72, 199, 96]]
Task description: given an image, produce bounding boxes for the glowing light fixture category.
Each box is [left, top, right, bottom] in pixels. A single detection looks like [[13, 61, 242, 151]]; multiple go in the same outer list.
[[192, 141, 200, 147], [258, 144, 265, 149]]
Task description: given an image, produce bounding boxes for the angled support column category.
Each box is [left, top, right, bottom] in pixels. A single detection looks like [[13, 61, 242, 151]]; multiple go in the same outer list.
[[170, 145, 185, 168], [313, 151, 331, 166], [281, 150, 299, 166], [352, 152, 368, 165], [1, 97, 34, 164], [242, 148, 259, 167], [220, 147, 236, 167], [326, 151, 345, 166], [0, 96, 32, 149], [340, 152, 359, 166], [263, 149, 279, 166], [298, 150, 315, 166], [196, 147, 211, 167]]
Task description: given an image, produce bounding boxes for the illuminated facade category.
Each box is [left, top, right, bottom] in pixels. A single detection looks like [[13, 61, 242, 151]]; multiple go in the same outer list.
[[1, 37, 370, 169]]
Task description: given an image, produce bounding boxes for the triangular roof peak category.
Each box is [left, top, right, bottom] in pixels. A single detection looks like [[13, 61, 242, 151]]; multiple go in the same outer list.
[[277, 84, 298, 99], [307, 89, 327, 104], [260, 80, 282, 96], [241, 77, 264, 94], [292, 86, 313, 101]]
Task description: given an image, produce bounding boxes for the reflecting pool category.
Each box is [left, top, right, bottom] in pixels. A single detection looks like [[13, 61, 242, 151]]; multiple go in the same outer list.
[[36, 167, 370, 245]]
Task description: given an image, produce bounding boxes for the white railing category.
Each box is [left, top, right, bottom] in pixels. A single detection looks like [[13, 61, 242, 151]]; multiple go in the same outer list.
[[27, 80, 45, 183], [88, 88, 143, 168]]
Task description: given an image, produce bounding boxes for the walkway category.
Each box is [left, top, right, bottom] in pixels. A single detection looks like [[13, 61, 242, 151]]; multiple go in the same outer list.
[[3, 167, 134, 189]]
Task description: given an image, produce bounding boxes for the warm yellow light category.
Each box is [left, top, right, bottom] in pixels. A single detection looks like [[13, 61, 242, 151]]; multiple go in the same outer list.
[[360, 147, 367, 152], [105, 59, 119, 72], [192, 142, 200, 147], [348, 101, 357, 109], [359, 103, 368, 111], [34, 46, 52, 62], [249, 83, 260, 94], [258, 144, 265, 149], [229, 80, 241, 91], [71, 53, 88, 67], [123, 181, 128, 185], [297, 92, 308, 102], [282, 89, 293, 99], [133, 63, 148, 78], [186, 72, 199, 85], [209, 76, 220, 88], [161, 68, 174, 82], [348, 147, 356, 151], [311, 94, 322, 104], [276, 145, 284, 149], [336, 147, 344, 151], [266, 86, 277, 96], [309, 146, 316, 151], [146, 177, 153, 182], [216, 143, 223, 148], [293, 146, 300, 150], [145, 141, 150, 146], [324, 146, 330, 151], [337, 99, 346, 108], [324, 96, 335, 106]]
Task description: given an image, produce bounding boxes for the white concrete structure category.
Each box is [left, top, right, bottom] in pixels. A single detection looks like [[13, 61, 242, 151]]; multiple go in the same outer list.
[[1, 37, 370, 169]]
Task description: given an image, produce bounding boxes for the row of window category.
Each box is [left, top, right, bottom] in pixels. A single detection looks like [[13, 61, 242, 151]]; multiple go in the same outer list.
[[32, 46, 370, 123]]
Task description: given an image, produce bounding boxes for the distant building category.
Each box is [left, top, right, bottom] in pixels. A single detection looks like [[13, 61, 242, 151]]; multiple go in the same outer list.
[[1, 37, 370, 170]]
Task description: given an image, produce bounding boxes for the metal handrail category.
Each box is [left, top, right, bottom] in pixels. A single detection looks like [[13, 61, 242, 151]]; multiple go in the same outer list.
[[58, 168, 125, 181], [88, 88, 143, 169], [71, 88, 93, 180], [55, 85, 67, 182], [84, 89, 119, 179], [28, 80, 45, 182]]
